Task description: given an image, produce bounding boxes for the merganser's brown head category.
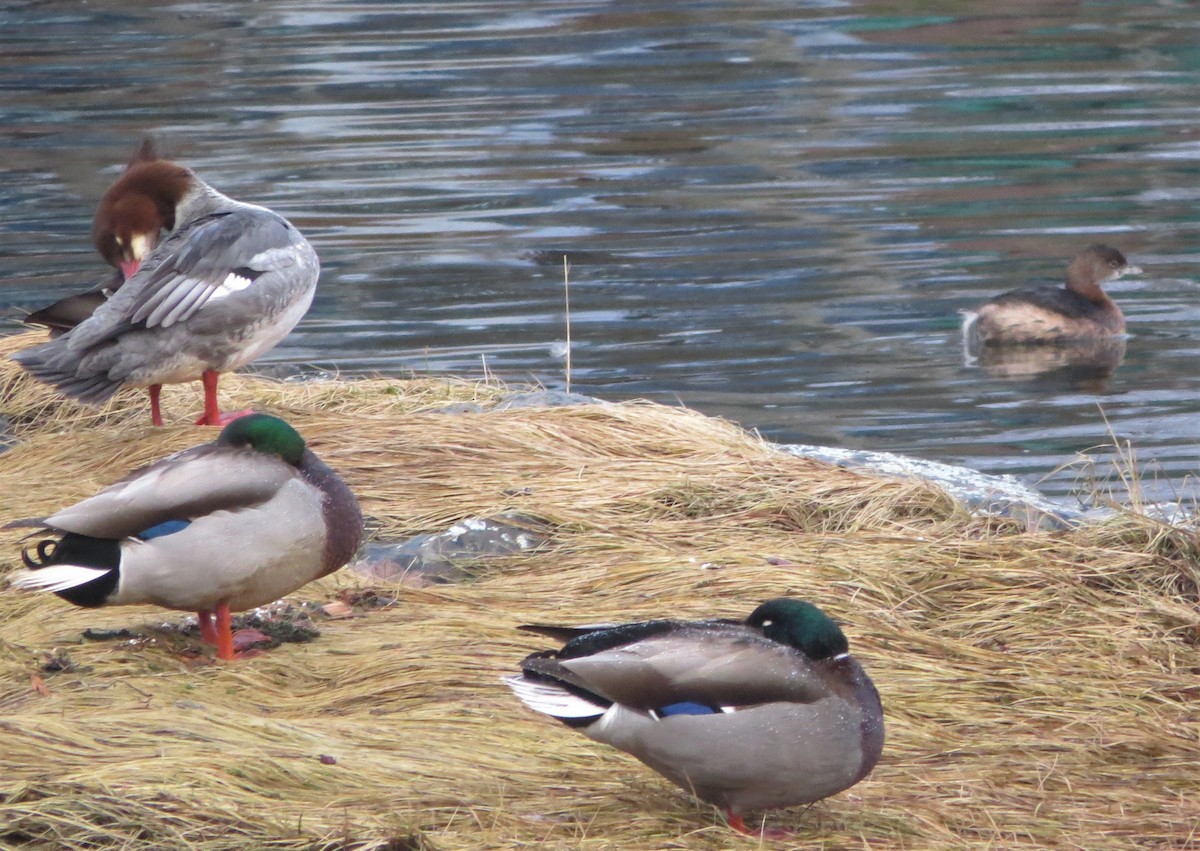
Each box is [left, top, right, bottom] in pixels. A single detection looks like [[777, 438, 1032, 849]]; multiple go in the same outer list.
[[92, 140, 193, 280]]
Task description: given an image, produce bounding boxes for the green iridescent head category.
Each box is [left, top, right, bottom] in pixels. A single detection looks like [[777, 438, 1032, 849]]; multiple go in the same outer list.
[[747, 598, 849, 660], [217, 413, 306, 466]]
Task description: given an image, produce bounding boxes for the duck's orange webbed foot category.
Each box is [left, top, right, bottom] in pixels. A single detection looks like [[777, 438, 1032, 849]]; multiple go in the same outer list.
[[195, 408, 255, 427], [726, 812, 792, 840], [231, 627, 273, 657], [194, 370, 254, 426]]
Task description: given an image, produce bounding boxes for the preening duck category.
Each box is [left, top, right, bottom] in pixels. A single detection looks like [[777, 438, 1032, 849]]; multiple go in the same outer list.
[[962, 244, 1140, 349], [7, 414, 363, 661], [14, 143, 319, 426], [505, 597, 884, 835]]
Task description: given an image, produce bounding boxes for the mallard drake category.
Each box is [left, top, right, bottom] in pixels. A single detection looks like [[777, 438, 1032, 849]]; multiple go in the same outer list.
[[25, 139, 171, 338], [14, 143, 319, 426], [962, 244, 1141, 349], [7, 414, 363, 660], [505, 597, 884, 835]]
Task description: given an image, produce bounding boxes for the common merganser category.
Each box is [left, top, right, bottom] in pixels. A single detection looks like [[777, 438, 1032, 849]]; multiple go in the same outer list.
[[8, 414, 363, 661], [962, 244, 1140, 350], [14, 145, 319, 426]]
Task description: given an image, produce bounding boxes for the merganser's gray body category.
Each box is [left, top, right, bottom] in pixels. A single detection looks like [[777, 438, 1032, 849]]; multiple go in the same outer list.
[[15, 164, 317, 404]]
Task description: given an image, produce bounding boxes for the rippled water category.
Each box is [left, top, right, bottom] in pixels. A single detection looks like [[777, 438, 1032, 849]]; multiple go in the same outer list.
[[2, 0, 1199, 506]]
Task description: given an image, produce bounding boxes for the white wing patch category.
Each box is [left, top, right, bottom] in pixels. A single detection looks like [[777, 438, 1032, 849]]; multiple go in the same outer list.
[[208, 271, 255, 301], [206, 247, 295, 302], [9, 565, 110, 593], [504, 675, 606, 719]]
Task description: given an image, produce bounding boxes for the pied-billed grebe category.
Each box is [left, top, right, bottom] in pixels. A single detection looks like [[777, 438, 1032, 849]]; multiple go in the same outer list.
[[962, 244, 1140, 348]]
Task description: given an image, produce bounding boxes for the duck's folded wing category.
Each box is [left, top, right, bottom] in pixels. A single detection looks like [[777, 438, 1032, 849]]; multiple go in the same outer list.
[[43, 448, 294, 539], [560, 629, 831, 709], [530, 617, 741, 657], [518, 621, 637, 643], [128, 209, 300, 328]]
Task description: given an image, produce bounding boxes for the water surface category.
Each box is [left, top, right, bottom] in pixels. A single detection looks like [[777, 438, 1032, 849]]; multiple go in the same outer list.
[[2, 0, 1199, 506]]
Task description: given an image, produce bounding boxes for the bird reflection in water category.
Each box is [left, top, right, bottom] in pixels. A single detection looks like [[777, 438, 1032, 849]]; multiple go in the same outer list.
[[964, 335, 1125, 391]]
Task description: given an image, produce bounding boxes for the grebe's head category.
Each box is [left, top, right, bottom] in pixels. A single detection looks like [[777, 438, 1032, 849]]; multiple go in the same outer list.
[[1067, 244, 1141, 297]]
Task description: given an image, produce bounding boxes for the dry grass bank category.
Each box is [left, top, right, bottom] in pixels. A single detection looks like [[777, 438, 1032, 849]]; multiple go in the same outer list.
[[0, 330, 1197, 850]]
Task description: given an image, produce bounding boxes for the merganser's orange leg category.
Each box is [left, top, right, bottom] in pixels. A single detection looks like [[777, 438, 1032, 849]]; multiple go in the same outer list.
[[195, 369, 253, 426], [196, 370, 222, 426], [149, 384, 163, 427]]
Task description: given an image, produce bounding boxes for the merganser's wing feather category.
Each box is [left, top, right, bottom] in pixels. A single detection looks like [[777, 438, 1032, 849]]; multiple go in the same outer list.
[[126, 209, 299, 328]]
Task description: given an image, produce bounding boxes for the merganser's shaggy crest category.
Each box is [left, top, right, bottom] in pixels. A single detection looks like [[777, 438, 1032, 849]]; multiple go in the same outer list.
[[7, 414, 363, 661], [962, 244, 1140, 349], [14, 143, 319, 426], [505, 598, 884, 836]]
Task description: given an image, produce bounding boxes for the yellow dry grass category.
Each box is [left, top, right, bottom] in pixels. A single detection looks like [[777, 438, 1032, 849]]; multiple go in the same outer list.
[[0, 330, 1197, 850]]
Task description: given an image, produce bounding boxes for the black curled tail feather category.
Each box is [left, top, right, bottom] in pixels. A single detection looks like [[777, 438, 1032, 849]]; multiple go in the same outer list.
[[21, 539, 58, 568], [20, 532, 121, 608]]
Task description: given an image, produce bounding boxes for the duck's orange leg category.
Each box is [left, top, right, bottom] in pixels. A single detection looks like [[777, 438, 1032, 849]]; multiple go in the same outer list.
[[726, 811, 791, 839], [195, 370, 222, 426], [214, 600, 235, 661], [149, 384, 164, 427], [195, 370, 253, 426], [197, 609, 218, 645], [200, 603, 269, 659]]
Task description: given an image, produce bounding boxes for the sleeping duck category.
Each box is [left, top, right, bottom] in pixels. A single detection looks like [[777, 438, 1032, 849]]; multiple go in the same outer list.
[[7, 414, 362, 660], [505, 597, 884, 834]]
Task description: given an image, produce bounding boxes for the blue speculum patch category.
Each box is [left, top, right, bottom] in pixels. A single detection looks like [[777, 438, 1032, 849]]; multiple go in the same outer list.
[[657, 701, 718, 717], [139, 519, 192, 539]]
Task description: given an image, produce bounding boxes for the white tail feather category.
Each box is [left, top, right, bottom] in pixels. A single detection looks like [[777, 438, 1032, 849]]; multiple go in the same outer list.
[[9, 565, 110, 593], [503, 675, 606, 720], [960, 309, 979, 343]]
